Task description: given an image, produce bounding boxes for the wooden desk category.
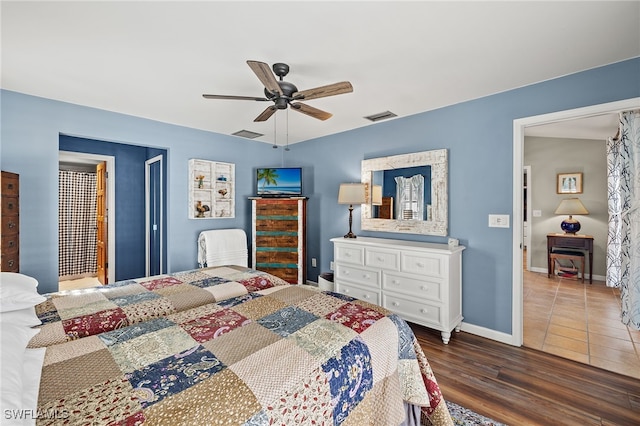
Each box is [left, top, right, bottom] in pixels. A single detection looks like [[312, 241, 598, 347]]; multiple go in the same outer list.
[[547, 233, 593, 283]]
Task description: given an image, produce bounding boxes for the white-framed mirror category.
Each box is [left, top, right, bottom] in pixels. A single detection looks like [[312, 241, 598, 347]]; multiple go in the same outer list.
[[361, 149, 448, 235]]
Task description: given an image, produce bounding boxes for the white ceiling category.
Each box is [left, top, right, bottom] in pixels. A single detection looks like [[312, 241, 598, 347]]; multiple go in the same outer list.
[[2, 1, 639, 145]]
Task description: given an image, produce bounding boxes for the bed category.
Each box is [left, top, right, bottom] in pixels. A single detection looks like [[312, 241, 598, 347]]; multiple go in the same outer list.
[[2, 267, 453, 425]]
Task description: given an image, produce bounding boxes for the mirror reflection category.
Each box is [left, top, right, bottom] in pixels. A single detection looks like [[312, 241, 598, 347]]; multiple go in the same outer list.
[[361, 149, 448, 236], [370, 166, 432, 220]]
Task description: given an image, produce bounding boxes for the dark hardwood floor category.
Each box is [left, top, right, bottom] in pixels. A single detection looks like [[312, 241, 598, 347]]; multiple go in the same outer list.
[[412, 324, 640, 426]]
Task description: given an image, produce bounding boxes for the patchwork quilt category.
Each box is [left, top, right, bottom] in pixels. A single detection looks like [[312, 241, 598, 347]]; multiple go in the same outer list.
[[30, 266, 453, 425]]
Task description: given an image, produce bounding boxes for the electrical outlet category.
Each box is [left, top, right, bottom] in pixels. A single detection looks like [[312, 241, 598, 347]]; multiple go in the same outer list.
[[311, 258, 317, 267], [488, 214, 510, 228], [330, 261, 335, 271]]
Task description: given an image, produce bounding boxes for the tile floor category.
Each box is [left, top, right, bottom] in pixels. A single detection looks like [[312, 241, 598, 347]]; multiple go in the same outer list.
[[58, 276, 102, 291], [523, 254, 640, 379]]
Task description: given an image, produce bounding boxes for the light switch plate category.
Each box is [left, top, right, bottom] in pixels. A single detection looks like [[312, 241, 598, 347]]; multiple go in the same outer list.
[[489, 214, 510, 228], [533, 210, 542, 217]]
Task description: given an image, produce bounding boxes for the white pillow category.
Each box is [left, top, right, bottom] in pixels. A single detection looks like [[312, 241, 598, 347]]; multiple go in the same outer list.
[[22, 347, 46, 420], [0, 323, 40, 412], [0, 273, 46, 312], [0, 307, 42, 327]]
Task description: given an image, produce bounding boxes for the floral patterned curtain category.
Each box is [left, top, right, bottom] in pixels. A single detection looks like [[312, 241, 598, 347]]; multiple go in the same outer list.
[[606, 110, 640, 330]]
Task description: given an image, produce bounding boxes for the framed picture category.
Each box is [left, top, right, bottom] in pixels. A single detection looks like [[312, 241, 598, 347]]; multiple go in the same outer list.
[[557, 172, 583, 194]]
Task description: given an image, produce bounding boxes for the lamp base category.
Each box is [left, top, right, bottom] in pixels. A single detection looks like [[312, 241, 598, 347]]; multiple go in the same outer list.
[[344, 232, 357, 239], [561, 216, 581, 234]]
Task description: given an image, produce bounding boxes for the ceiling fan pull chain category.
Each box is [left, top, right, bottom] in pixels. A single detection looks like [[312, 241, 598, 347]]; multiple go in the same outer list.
[[272, 110, 278, 149]]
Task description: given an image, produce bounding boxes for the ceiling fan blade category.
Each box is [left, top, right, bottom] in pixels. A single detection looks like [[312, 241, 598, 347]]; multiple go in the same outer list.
[[247, 60, 282, 96], [254, 105, 277, 122], [202, 94, 269, 101], [294, 81, 353, 101], [290, 102, 332, 121]]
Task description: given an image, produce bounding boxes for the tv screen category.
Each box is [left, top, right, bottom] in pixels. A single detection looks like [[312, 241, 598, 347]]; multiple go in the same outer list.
[[257, 167, 302, 197]]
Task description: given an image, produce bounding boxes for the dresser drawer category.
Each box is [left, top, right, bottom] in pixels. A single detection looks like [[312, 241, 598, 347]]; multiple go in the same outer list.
[[1, 214, 19, 235], [335, 264, 379, 288], [334, 244, 364, 265], [1, 174, 19, 197], [1, 252, 19, 272], [401, 250, 445, 278], [382, 293, 441, 328], [365, 247, 400, 271], [382, 272, 442, 303], [2, 196, 19, 214], [336, 282, 379, 305]]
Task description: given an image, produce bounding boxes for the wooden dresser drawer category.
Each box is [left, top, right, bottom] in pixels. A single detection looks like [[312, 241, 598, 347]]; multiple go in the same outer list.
[[1, 252, 19, 272], [1, 196, 19, 214], [365, 247, 400, 271], [1, 214, 19, 235], [336, 282, 379, 305], [335, 264, 379, 288], [1, 174, 19, 197], [382, 293, 441, 327], [401, 250, 445, 278], [334, 244, 364, 265], [382, 272, 442, 303]]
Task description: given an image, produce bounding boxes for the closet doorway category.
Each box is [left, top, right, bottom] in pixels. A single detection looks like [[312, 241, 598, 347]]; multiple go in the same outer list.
[[58, 151, 116, 287]]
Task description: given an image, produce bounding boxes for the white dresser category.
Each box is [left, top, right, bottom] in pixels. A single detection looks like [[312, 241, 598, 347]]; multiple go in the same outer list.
[[330, 237, 465, 344]]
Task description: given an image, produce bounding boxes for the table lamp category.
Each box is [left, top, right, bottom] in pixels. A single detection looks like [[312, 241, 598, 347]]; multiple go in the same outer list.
[[338, 183, 366, 238], [554, 198, 589, 234]]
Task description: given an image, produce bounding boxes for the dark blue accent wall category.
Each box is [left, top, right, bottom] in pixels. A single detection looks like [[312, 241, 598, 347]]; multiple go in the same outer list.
[[59, 135, 167, 281]]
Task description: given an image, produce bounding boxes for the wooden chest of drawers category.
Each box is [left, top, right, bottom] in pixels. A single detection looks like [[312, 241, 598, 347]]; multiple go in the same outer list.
[[1, 171, 19, 272], [251, 198, 307, 283], [331, 236, 465, 344]]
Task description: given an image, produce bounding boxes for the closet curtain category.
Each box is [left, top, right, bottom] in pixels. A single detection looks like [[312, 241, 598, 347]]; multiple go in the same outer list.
[[58, 170, 98, 280], [606, 110, 640, 330]]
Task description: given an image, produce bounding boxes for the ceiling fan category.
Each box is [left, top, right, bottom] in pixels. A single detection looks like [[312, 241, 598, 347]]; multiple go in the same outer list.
[[203, 61, 353, 122]]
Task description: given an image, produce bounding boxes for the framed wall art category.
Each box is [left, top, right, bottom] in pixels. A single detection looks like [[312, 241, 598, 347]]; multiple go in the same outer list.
[[557, 172, 583, 194], [188, 159, 235, 219]]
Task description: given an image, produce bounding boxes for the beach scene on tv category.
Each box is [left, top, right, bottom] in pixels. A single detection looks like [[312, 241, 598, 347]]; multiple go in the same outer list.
[[257, 168, 302, 196]]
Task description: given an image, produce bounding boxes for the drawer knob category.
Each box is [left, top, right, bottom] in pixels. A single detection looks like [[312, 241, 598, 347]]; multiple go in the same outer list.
[[8, 260, 15, 267], [363, 274, 370, 279], [344, 288, 350, 294], [416, 262, 425, 268], [420, 308, 428, 314], [420, 285, 428, 291], [364, 294, 370, 299], [377, 257, 384, 262], [8, 222, 16, 229], [392, 301, 399, 307], [345, 252, 351, 257], [392, 279, 400, 285]]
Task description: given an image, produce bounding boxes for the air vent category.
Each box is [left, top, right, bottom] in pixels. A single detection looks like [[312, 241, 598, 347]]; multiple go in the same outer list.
[[232, 130, 263, 139], [364, 111, 397, 122]]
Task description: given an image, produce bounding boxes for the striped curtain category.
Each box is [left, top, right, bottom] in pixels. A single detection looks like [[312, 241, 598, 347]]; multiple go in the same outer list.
[[58, 170, 98, 280], [606, 110, 640, 330]]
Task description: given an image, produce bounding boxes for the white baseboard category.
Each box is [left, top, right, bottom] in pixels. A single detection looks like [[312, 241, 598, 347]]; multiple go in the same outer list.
[[459, 322, 518, 346]]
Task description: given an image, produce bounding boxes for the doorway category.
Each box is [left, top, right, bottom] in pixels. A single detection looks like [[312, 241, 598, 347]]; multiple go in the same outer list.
[[58, 151, 116, 287], [512, 97, 640, 347], [146, 155, 164, 276]]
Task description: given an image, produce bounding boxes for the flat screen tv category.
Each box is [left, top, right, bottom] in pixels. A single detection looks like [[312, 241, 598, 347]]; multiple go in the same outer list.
[[256, 167, 303, 197]]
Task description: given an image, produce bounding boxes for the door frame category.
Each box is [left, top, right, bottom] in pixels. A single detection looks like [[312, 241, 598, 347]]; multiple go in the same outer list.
[[511, 97, 640, 347], [58, 151, 116, 284], [145, 155, 164, 276]]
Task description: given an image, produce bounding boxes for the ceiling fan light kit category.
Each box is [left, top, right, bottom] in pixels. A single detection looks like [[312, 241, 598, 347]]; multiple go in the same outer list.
[[203, 60, 353, 123]]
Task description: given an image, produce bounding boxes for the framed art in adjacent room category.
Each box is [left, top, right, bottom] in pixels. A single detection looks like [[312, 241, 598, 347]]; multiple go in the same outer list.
[[557, 172, 583, 194]]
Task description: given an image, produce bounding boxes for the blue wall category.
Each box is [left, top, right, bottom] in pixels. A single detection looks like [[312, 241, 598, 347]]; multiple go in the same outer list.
[[1, 92, 285, 294], [2, 57, 638, 336], [59, 135, 164, 281], [290, 58, 639, 334]]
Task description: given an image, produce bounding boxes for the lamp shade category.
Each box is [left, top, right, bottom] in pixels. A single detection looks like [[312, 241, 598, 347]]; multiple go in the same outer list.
[[372, 185, 383, 206], [554, 198, 589, 215], [554, 198, 588, 234], [338, 183, 367, 205]]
